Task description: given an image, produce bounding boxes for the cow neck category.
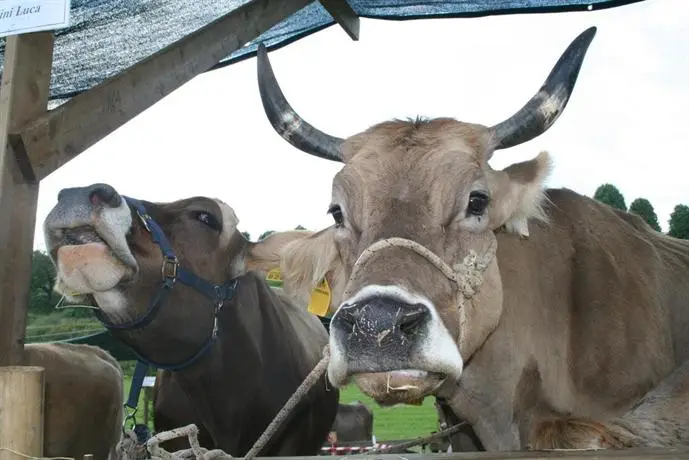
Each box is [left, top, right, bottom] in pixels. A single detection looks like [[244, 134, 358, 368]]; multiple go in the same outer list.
[[166, 272, 309, 455], [93, 196, 241, 433]]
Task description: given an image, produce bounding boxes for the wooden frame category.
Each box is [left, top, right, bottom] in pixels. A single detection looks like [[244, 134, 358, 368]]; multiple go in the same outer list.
[[319, 0, 360, 41], [15, 0, 314, 182], [0, 32, 54, 366]]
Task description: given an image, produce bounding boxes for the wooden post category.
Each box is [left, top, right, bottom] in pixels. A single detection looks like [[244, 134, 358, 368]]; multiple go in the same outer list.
[[0, 32, 54, 366], [0, 366, 45, 460]]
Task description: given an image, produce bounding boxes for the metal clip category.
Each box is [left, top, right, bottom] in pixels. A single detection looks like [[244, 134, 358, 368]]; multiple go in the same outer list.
[[212, 315, 219, 338], [122, 404, 138, 433]]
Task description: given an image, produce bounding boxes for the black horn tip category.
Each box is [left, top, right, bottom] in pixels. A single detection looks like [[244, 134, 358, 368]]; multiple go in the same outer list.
[[254, 38, 345, 163], [490, 25, 598, 151]]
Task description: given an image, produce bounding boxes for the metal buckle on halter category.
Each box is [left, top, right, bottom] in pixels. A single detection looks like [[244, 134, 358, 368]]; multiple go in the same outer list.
[[161, 256, 179, 281]]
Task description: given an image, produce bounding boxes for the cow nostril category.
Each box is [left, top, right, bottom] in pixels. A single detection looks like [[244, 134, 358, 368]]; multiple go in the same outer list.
[[336, 306, 359, 334], [89, 184, 121, 208], [398, 307, 427, 335]]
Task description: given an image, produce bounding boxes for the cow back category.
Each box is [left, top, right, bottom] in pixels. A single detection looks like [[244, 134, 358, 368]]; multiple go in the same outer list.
[[24, 343, 123, 460]]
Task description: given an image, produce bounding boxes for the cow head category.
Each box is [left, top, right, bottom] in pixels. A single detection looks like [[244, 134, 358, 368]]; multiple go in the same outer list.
[[257, 27, 596, 405], [42, 183, 311, 365]]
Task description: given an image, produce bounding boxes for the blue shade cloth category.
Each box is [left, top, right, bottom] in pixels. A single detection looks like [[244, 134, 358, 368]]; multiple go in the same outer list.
[[0, 0, 644, 102]]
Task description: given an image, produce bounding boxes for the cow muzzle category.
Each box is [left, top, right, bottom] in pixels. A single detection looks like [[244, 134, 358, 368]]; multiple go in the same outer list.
[[332, 294, 431, 369], [43, 183, 137, 298], [328, 285, 461, 405], [327, 237, 497, 406]]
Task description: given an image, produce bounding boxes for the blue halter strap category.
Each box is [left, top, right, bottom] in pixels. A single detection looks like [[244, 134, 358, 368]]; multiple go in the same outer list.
[[92, 196, 238, 433]]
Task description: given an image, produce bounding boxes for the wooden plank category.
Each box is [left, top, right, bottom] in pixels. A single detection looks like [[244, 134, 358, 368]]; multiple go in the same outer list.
[[0, 32, 54, 366], [319, 0, 359, 41], [0, 366, 45, 460], [17, 0, 314, 182], [253, 448, 689, 459]]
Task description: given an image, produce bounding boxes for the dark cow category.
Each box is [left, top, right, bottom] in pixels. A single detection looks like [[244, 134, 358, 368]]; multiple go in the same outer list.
[[150, 368, 214, 451], [24, 343, 123, 459], [252, 26, 689, 451], [42, 186, 339, 456], [331, 401, 374, 442], [149, 230, 331, 452]]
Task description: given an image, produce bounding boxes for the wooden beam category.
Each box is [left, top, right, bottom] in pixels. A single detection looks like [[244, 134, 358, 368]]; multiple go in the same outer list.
[[319, 0, 359, 41], [0, 32, 54, 366], [17, 0, 314, 182]]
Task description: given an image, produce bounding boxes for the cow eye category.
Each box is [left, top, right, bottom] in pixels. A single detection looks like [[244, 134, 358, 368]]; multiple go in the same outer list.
[[193, 211, 222, 232], [466, 191, 490, 217], [328, 205, 344, 227]]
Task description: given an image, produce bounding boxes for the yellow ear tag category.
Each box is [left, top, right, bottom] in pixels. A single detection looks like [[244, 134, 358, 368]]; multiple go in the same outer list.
[[265, 268, 331, 317]]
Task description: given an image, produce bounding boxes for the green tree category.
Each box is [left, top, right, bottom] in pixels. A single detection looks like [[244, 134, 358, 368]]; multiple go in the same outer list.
[[593, 183, 627, 211], [241, 231, 251, 241], [668, 204, 689, 240], [30, 250, 57, 314], [294, 225, 307, 230], [628, 198, 661, 231], [259, 230, 275, 241]]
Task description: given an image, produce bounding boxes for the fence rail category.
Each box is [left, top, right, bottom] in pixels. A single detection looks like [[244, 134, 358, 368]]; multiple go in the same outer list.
[[253, 448, 689, 459]]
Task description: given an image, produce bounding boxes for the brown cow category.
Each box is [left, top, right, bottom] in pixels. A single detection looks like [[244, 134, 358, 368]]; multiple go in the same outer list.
[[24, 343, 123, 459], [528, 359, 689, 450], [42, 186, 339, 456], [252, 26, 689, 451]]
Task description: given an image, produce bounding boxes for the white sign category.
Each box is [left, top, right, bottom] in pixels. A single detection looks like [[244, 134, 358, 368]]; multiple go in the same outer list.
[[0, 0, 71, 38]]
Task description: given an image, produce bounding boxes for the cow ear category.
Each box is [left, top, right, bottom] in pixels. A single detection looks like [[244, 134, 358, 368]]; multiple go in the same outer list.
[[245, 230, 313, 274], [279, 227, 344, 307], [487, 151, 553, 237]]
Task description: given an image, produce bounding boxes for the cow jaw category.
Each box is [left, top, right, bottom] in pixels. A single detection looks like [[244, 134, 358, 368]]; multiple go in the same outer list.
[[328, 284, 463, 405], [44, 188, 137, 315], [353, 370, 447, 407]]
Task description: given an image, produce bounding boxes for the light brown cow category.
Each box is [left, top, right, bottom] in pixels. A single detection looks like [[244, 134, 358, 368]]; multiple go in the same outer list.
[[24, 342, 123, 459], [252, 26, 689, 451]]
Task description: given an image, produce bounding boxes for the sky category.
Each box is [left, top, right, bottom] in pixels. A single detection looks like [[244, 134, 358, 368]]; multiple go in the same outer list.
[[33, 0, 688, 249]]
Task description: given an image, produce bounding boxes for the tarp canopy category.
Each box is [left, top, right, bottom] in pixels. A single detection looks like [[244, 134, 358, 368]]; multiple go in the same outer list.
[[0, 0, 643, 103]]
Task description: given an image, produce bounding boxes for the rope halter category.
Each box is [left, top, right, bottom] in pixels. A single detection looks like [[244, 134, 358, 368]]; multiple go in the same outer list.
[[342, 236, 498, 312]]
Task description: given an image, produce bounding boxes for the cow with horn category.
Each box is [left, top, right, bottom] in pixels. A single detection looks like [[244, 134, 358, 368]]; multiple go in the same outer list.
[[253, 26, 689, 451]]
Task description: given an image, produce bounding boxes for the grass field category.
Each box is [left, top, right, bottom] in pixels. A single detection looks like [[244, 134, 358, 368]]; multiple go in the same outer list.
[[123, 374, 439, 441]]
